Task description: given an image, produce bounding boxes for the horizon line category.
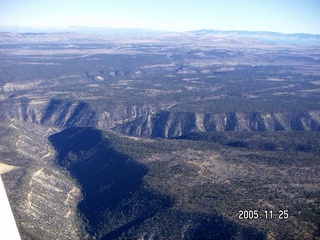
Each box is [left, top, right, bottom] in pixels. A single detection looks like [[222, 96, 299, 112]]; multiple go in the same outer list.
[[1, 25, 320, 36]]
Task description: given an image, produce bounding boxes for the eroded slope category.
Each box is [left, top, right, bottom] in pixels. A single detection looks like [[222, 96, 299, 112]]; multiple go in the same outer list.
[[0, 119, 85, 239]]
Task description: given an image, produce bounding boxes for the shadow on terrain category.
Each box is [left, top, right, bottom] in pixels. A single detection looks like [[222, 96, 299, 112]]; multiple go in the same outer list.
[[49, 127, 266, 239], [49, 127, 173, 239]]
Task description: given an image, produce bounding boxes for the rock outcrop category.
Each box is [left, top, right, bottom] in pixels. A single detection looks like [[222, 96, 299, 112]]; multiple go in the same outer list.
[[0, 119, 84, 239], [113, 110, 320, 138], [0, 98, 162, 129], [2, 97, 320, 139]]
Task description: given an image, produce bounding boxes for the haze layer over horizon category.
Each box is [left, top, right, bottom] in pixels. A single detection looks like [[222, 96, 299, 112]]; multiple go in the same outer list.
[[1, 0, 320, 34]]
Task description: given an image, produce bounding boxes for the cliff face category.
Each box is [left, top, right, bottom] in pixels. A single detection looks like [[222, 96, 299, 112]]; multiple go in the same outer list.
[[113, 110, 320, 138], [2, 97, 320, 138], [0, 98, 161, 129], [1, 98, 98, 128]]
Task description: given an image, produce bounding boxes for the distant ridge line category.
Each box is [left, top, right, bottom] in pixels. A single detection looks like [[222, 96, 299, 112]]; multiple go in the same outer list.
[[0, 26, 320, 38], [190, 29, 320, 38]]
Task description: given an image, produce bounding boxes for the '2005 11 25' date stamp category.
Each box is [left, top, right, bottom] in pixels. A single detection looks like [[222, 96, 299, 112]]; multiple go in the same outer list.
[[238, 210, 289, 220]]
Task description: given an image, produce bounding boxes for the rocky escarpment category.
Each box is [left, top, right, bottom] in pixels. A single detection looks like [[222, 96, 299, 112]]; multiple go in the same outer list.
[[1, 98, 97, 127], [113, 110, 320, 138], [0, 97, 161, 129], [0, 119, 84, 239], [3, 97, 320, 139]]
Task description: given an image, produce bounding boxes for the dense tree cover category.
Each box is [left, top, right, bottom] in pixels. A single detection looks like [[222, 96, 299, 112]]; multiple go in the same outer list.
[[48, 127, 320, 239], [170, 95, 320, 113]]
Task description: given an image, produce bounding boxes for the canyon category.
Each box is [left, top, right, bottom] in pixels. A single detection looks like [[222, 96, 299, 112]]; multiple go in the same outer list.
[[0, 30, 319, 239]]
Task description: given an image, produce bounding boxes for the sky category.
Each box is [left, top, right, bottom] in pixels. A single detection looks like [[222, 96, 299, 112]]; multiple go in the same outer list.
[[1, 0, 320, 34]]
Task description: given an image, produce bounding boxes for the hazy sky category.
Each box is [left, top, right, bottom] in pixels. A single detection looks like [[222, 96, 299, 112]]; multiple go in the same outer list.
[[1, 0, 320, 34]]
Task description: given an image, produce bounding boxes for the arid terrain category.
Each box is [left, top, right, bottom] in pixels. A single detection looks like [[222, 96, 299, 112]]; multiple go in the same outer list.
[[0, 30, 319, 239]]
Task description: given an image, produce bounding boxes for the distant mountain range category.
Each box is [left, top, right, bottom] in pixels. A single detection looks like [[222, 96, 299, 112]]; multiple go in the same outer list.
[[190, 29, 320, 45], [0, 26, 320, 46], [1, 25, 320, 38], [0, 26, 168, 37], [190, 29, 320, 39]]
